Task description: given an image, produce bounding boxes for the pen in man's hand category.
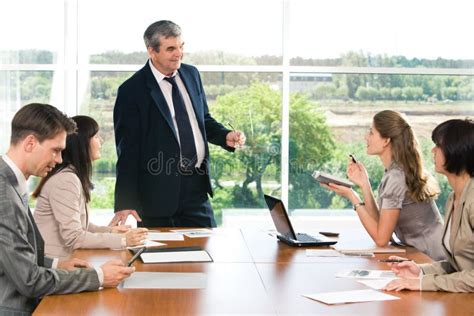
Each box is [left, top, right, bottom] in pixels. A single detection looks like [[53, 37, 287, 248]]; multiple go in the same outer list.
[[378, 259, 412, 263], [349, 154, 357, 163], [227, 122, 242, 148], [127, 247, 146, 267]]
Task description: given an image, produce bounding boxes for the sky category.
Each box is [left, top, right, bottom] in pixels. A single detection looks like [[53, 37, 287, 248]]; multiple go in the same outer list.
[[0, 0, 473, 60]]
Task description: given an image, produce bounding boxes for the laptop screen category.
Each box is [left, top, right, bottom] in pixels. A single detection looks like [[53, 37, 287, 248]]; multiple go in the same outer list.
[[264, 195, 297, 240]]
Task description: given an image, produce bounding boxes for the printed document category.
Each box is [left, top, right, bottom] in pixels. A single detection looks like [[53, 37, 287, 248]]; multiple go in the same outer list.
[[357, 278, 398, 290], [123, 272, 207, 289], [127, 240, 166, 250], [141, 250, 213, 263], [336, 269, 396, 279], [303, 289, 399, 305], [147, 232, 184, 241], [170, 228, 213, 238]]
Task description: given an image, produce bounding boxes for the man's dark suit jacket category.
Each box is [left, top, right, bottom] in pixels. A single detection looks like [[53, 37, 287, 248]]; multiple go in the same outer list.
[[0, 158, 99, 314], [113, 62, 232, 218]]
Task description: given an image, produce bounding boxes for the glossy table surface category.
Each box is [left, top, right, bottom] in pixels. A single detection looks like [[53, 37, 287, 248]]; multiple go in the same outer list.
[[34, 227, 474, 315]]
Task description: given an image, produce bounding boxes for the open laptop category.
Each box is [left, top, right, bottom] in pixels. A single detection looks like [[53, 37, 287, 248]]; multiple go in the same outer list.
[[264, 194, 337, 247]]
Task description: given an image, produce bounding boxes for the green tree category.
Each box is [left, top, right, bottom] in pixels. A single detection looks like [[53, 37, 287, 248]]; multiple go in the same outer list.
[[210, 82, 335, 210]]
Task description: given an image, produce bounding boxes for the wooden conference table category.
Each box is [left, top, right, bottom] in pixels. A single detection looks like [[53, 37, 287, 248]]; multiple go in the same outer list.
[[34, 227, 473, 315]]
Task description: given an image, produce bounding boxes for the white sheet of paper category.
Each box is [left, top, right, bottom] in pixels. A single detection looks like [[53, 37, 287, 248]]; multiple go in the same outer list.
[[127, 240, 166, 250], [357, 278, 398, 290], [306, 249, 345, 257], [170, 228, 212, 233], [183, 231, 213, 238], [140, 250, 212, 263], [122, 272, 207, 289], [336, 269, 396, 279], [147, 232, 184, 241], [303, 289, 399, 305]]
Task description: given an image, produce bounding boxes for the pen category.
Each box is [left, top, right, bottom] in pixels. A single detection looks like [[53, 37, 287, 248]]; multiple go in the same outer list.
[[349, 154, 357, 163], [378, 259, 412, 263], [127, 247, 146, 267], [227, 122, 242, 149]]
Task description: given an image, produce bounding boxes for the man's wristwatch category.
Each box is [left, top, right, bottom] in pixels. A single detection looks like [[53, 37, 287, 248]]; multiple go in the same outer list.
[[353, 202, 365, 211]]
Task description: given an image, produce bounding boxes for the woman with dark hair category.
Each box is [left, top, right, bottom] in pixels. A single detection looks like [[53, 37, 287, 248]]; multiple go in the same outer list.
[[384, 118, 474, 292], [33, 115, 147, 259], [322, 110, 445, 260]]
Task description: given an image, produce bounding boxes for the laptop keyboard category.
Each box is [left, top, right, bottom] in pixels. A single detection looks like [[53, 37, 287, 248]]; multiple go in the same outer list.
[[296, 233, 322, 242]]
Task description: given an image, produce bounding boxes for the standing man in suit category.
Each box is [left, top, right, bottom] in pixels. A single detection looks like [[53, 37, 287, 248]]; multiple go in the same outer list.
[[110, 20, 245, 228], [0, 103, 134, 315]]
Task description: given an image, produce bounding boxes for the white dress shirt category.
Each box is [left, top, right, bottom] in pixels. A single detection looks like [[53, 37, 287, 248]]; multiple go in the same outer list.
[[149, 60, 205, 168]]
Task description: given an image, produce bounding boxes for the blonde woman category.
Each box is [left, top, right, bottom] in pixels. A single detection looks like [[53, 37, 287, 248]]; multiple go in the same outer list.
[[322, 110, 445, 260]]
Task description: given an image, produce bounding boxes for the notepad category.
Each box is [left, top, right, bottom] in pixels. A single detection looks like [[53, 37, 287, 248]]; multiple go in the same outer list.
[[133, 247, 213, 263], [312, 171, 354, 188]]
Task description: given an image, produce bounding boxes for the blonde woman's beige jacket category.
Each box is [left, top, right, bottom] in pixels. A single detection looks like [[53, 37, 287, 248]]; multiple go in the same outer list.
[[34, 167, 123, 259], [420, 177, 474, 292]]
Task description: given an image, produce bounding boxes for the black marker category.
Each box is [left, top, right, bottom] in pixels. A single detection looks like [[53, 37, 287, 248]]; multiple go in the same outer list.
[[349, 154, 357, 163], [127, 247, 146, 267]]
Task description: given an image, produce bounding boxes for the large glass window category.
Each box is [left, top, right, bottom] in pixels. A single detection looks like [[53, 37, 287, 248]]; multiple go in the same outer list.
[[1, 0, 472, 226], [79, 0, 283, 65], [289, 0, 474, 67], [289, 73, 473, 214]]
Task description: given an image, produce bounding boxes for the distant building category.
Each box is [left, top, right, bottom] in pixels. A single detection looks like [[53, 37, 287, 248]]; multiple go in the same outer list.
[[290, 73, 332, 93]]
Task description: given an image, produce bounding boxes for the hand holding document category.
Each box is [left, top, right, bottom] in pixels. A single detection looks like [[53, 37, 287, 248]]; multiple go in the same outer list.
[[312, 171, 354, 188], [303, 289, 399, 305]]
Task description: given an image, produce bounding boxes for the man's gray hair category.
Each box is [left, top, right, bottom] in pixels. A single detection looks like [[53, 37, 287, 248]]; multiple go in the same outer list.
[[144, 20, 181, 52]]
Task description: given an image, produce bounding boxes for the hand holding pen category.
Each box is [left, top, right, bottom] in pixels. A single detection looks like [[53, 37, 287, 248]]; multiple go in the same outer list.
[[226, 122, 246, 149], [382, 256, 421, 278]]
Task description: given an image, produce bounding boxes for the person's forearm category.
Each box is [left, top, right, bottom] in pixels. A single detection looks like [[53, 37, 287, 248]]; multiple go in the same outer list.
[[355, 205, 388, 245], [360, 184, 379, 221]]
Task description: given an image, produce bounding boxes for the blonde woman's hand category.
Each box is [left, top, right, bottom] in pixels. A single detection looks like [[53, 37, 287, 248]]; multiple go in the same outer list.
[[125, 228, 148, 247], [320, 182, 359, 202], [347, 162, 370, 189]]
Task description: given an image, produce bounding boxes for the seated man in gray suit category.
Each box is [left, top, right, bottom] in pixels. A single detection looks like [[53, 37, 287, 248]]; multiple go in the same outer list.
[[0, 103, 135, 315]]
